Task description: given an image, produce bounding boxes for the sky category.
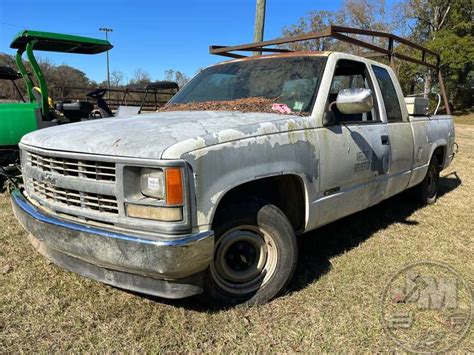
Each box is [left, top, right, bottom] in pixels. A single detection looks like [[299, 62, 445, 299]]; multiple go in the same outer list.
[[0, 0, 347, 83]]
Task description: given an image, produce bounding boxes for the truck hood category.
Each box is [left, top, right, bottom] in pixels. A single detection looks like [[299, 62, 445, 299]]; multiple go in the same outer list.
[[21, 110, 301, 159]]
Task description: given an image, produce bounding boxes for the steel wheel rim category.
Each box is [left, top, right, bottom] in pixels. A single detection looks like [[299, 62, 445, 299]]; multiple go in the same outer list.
[[211, 225, 279, 295]]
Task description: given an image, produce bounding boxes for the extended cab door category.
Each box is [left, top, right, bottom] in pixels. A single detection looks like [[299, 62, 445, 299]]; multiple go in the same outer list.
[[371, 65, 415, 198], [314, 58, 390, 227]]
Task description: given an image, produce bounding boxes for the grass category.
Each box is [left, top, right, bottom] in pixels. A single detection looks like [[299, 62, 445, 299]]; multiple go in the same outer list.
[[1, 124, 473, 352], [453, 111, 474, 125]]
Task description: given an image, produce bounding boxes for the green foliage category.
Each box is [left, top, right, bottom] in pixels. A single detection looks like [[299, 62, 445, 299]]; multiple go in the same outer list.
[[408, 0, 474, 109]]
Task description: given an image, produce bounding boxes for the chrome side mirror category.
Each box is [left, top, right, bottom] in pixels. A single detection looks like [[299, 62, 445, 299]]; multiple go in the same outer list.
[[336, 88, 374, 115]]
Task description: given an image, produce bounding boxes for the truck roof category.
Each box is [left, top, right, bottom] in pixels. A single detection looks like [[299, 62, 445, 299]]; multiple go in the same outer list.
[[209, 51, 332, 68], [229, 51, 332, 60], [10, 30, 112, 54]]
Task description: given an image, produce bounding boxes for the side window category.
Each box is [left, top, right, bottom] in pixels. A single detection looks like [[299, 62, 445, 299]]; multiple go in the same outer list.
[[372, 66, 403, 122], [327, 60, 378, 123], [330, 74, 365, 94]]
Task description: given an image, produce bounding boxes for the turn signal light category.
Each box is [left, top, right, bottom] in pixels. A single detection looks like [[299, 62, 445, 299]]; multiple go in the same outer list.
[[166, 168, 183, 205]]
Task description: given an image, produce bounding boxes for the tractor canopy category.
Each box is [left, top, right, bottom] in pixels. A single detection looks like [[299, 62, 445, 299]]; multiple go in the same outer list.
[[10, 30, 113, 54], [9, 30, 112, 121]]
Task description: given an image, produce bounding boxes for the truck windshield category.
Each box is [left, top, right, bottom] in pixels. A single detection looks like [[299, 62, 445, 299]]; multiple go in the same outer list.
[[169, 56, 326, 114]]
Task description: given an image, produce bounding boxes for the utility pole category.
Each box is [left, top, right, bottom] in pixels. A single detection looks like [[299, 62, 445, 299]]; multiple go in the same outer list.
[[99, 27, 113, 102], [253, 0, 266, 56]]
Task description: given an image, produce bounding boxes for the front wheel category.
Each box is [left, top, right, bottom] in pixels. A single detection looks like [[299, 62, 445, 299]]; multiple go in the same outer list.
[[201, 199, 298, 306], [414, 155, 440, 205]]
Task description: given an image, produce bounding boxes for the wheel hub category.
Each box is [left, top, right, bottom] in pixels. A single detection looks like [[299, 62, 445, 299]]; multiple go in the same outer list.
[[225, 240, 258, 272]]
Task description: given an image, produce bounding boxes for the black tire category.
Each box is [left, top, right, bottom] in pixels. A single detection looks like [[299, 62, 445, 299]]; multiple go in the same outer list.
[[414, 155, 440, 205], [0, 175, 5, 192], [201, 198, 298, 307]]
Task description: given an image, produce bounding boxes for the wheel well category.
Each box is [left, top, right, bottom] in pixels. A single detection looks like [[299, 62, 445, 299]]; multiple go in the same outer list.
[[212, 175, 306, 232], [433, 146, 446, 169]]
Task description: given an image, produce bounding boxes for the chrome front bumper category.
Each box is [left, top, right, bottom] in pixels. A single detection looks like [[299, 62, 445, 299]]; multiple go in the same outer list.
[[11, 189, 214, 299]]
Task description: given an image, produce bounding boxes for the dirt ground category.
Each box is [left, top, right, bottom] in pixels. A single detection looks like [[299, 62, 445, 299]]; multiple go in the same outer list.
[[1, 122, 473, 352]]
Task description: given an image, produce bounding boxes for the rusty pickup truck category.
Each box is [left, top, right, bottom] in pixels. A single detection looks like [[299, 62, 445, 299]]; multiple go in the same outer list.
[[11, 31, 455, 306]]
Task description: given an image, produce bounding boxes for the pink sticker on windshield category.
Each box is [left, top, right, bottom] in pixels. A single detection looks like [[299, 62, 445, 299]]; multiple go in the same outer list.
[[271, 103, 292, 114]]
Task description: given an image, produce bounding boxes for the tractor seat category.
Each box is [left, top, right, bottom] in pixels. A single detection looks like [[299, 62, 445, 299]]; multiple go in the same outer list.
[[55, 101, 94, 121]]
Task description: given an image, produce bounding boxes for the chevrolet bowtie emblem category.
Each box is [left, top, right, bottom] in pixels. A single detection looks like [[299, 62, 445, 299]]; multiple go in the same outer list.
[[42, 172, 57, 185]]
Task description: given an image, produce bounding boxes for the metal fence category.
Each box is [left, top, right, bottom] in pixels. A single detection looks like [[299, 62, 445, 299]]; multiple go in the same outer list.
[[49, 86, 176, 111]]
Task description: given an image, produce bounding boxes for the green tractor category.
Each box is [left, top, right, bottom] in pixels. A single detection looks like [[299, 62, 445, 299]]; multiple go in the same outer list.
[[0, 30, 112, 189]]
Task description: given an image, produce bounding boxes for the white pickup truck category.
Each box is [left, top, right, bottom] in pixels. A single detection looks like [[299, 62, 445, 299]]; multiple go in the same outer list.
[[11, 46, 455, 306]]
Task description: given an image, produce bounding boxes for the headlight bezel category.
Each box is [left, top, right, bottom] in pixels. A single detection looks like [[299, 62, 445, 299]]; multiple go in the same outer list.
[[122, 162, 189, 225]]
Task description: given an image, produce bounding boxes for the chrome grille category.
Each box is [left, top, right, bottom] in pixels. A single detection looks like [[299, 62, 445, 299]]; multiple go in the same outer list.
[[32, 179, 119, 214], [28, 152, 116, 182]]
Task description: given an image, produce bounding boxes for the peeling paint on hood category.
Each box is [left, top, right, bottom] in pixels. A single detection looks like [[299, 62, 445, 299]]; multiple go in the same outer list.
[[20, 110, 302, 159]]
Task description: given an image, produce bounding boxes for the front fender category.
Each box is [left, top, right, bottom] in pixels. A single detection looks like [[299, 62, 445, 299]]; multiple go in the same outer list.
[[183, 131, 320, 228]]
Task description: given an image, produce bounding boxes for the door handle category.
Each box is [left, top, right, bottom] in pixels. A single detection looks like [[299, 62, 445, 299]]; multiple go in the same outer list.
[[381, 135, 390, 145]]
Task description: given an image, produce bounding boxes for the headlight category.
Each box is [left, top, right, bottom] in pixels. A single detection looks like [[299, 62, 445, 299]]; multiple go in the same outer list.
[[140, 168, 165, 199]]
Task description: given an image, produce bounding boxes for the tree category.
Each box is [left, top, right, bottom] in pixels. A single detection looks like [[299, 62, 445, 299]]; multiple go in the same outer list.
[[281, 0, 396, 53], [401, 0, 452, 39], [343, 0, 392, 31], [164, 69, 190, 88], [48, 64, 90, 98], [129, 68, 151, 86], [401, 0, 473, 109], [0, 53, 25, 100], [0, 53, 92, 101], [110, 70, 124, 87], [400, 0, 453, 95]]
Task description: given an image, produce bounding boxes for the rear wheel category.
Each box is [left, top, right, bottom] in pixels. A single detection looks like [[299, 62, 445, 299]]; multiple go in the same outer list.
[[415, 155, 440, 205], [202, 199, 298, 306]]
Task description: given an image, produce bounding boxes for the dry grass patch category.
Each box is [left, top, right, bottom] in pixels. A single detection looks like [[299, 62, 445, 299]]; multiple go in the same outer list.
[[1, 124, 473, 352], [453, 111, 474, 125]]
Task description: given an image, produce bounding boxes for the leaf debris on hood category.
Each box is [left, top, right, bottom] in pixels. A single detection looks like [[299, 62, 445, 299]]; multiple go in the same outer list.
[[159, 97, 309, 116]]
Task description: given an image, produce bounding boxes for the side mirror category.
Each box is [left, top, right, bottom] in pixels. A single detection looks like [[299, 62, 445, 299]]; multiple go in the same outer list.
[[336, 88, 374, 115]]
